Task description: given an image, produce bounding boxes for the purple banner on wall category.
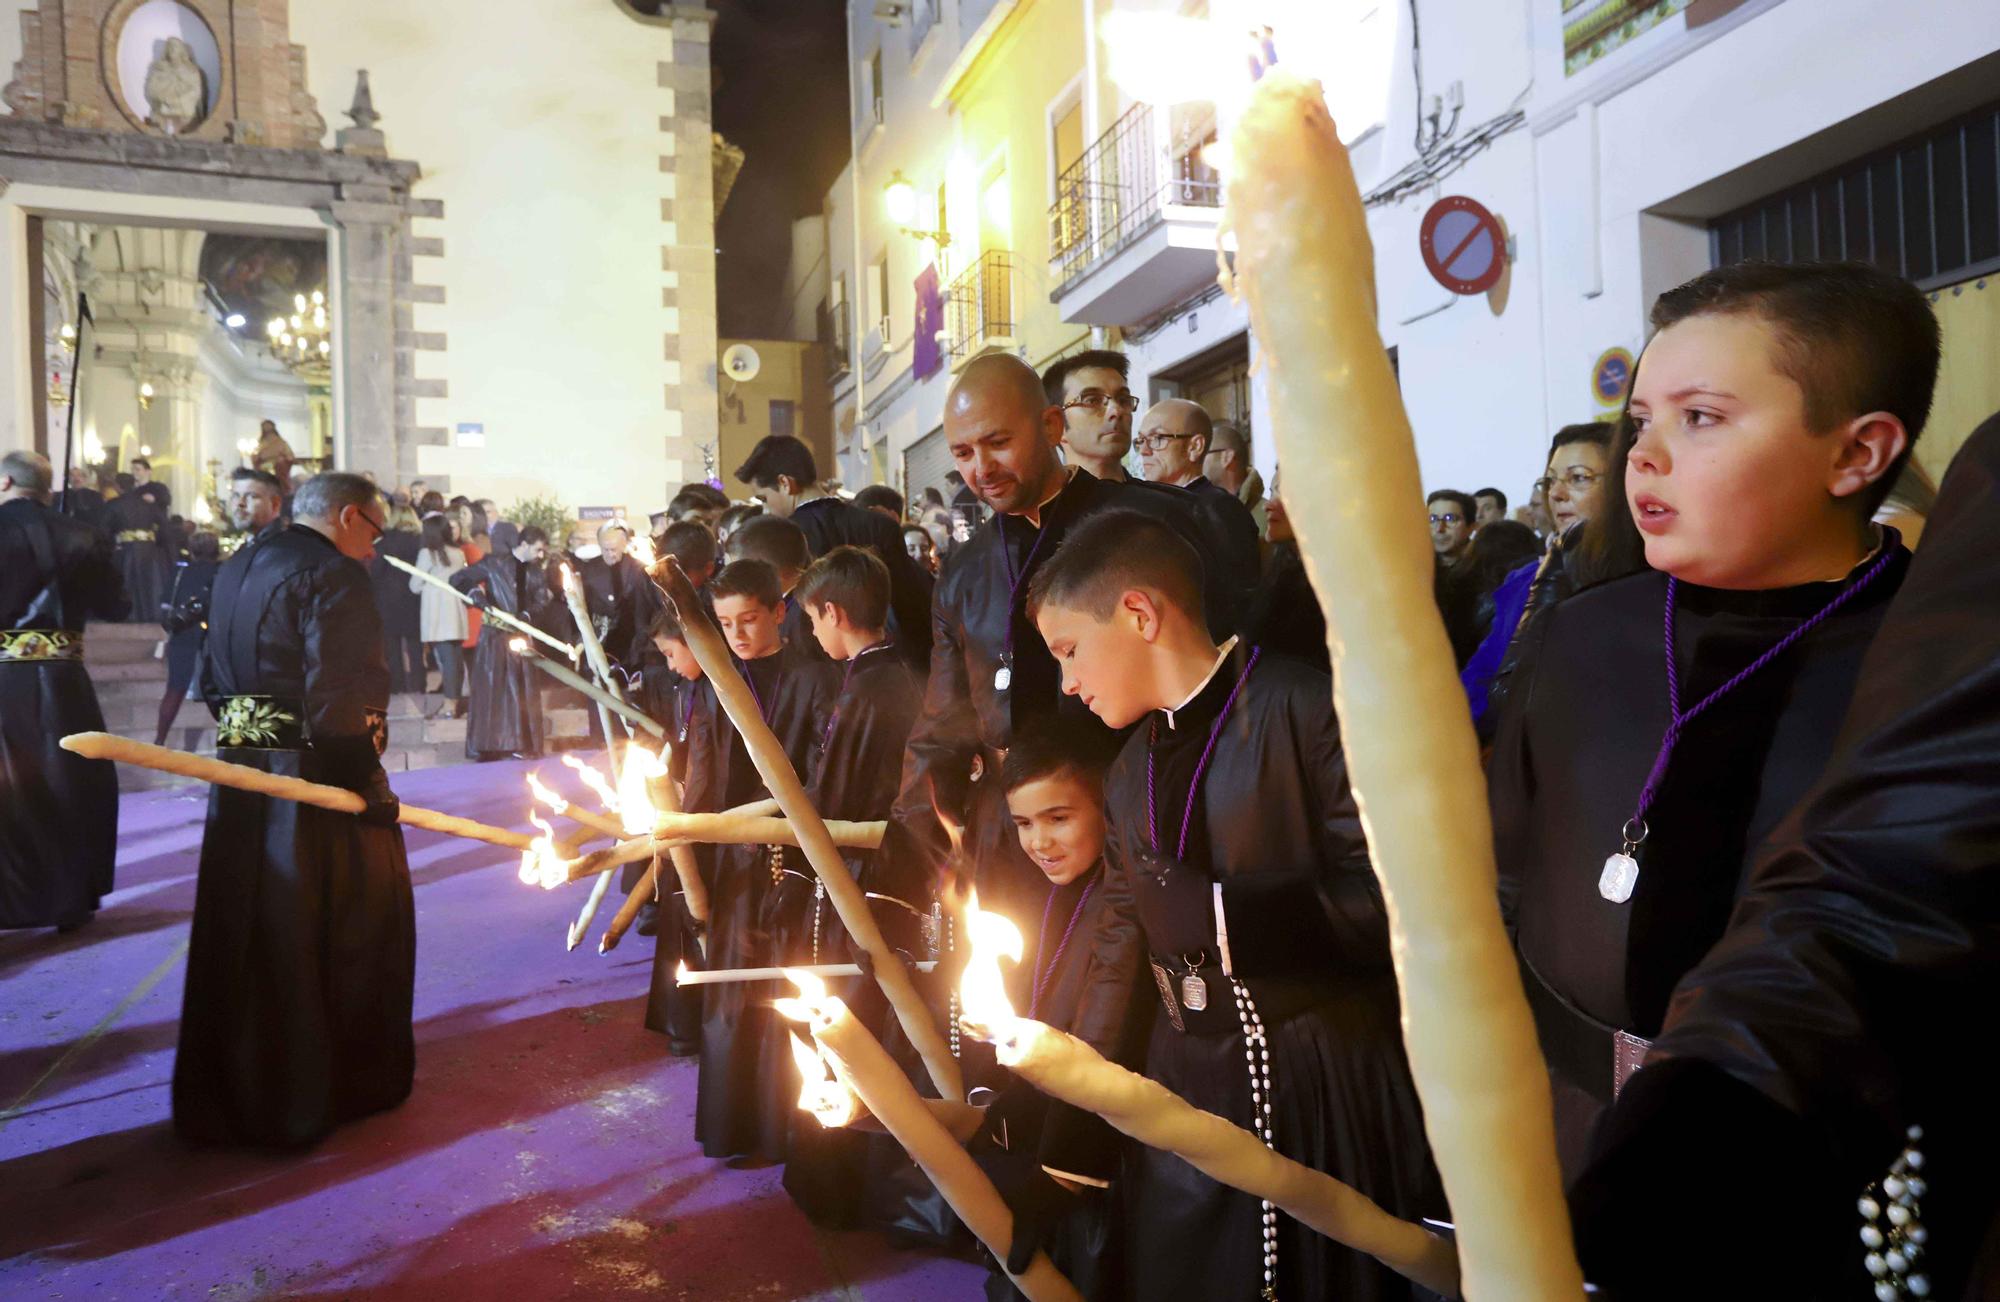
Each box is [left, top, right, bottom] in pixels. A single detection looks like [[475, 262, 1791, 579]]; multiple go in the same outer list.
[[913, 264, 944, 380]]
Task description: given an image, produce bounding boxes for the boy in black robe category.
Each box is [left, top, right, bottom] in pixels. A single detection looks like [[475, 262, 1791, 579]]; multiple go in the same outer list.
[[0, 450, 128, 932], [775, 545, 927, 1224], [104, 460, 170, 622], [450, 523, 559, 760], [690, 559, 835, 1162], [977, 719, 1124, 1301], [174, 473, 412, 1147], [1028, 510, 1439, 1302], [1569, 410, 2000, 1300], [641, 605, 707, 1054], [1489, 261, 1936, 1176], [724, 513, 828, 665]]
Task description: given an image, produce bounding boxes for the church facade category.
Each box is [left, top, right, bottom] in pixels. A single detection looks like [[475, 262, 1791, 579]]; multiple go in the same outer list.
[[0, 0, 718, 516]]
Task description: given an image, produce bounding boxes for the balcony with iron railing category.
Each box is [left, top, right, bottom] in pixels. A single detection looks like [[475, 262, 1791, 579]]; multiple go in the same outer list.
[[1048, 103, 1225, 327], [944, 249, 1016, 366]]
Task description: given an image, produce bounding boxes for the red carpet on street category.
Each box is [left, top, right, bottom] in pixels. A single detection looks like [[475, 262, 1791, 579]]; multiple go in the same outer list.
[[0, 757, 983, 1300]]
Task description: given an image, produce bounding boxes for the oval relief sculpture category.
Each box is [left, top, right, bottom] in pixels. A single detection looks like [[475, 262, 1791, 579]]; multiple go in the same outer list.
[[109, 0, 223, 135]]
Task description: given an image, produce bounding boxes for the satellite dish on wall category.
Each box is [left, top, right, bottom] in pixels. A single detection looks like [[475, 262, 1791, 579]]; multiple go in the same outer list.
[[722, 344, 763, 383]]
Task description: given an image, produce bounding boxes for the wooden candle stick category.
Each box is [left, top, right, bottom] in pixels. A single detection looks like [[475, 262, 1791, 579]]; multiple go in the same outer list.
[[60, 732, 538, 853], [650, 555, 962, 1103], [559, 815, 887, 882], [1228, 70, 1581, 1297], [558, 563, 633, 951], [780, 982, 1079, 1302], [382, 553, 577, 660], [510, 643, 665, 738]]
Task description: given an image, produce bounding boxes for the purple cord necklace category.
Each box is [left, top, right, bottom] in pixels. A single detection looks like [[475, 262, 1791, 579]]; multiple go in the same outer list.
[[1029, 870, 1099, 1019], [1146, 647, 1263, 866], [1599, 551, 1897, 904]]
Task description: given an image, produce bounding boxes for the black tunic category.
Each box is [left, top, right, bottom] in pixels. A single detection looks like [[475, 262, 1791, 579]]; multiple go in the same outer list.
[[0, 496, 128, 927], [451, 553, 561, 758], [790, 495, 936, 663], [1069, 648, 1439, 1302], [579, 552, 662, 671], [640, 664, 705, 1053], [690, 639, 836, 1161], [104, 484, 170, 623], [1489, 544, 1910, 1174], [1571, 418, 2000, 1301], [1181, 474, 1261, 615], [895, 468, 1231, 929], [174, 524, 415, 1147]]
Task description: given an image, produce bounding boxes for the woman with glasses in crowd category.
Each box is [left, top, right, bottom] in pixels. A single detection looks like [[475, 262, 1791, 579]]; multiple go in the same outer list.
[[1460, 421, 1614, 732]]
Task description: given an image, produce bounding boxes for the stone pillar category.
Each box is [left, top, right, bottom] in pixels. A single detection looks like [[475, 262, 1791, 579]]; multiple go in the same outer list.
[[328, 197, 403, 481], [657, 6, 719, 491]]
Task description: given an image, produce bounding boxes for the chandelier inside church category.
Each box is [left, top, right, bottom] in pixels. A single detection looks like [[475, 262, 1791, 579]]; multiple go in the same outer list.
[[267, 289, 332, 378]]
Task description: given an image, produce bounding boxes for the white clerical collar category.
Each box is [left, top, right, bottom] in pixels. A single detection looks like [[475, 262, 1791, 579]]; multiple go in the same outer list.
[[1016, 466, 1079, 529], [1164, 636, 1240, 731]]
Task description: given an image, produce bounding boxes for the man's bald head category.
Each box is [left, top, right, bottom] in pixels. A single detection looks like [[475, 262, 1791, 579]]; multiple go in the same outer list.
[[945, 352, 1067, 517], [1136, 399, 1214, 486]]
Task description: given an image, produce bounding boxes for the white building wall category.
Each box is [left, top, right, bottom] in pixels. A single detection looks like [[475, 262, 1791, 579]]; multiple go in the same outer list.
[[290, 0, 703, 515]]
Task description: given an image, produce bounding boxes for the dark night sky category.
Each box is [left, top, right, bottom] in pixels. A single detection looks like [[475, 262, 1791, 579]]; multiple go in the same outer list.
[[705, 0, 853, 339]]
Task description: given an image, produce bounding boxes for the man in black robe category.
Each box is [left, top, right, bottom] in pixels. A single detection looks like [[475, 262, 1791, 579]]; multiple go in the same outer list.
[[578, 520, 661, 672], [1569, 411, 2000, 1301], [732, 434, 934, 664], [689, 560, 835, 1163], [0, 451, 129, 932], [893, 353, 1228, 950], [451, 523, 558, 760], [104, 460, 171, 622], [173, 472, 413, 1148], [1029, 510, 1438, 1302]]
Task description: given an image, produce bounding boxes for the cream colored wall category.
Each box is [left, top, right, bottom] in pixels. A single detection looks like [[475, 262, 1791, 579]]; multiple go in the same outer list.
[[289, 0, 700, 517], [946, 0, 1089, 370]]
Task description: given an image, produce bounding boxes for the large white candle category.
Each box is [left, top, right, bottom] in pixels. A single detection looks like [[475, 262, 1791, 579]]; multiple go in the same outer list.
[[1227, 70, 1582, 1298]]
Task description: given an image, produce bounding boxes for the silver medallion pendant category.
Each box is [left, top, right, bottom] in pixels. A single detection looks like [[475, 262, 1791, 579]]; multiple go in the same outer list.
[[1599, 851, 1639, 904], [993, 664, 1012, 692], [1180, 972, 1209, 1012]]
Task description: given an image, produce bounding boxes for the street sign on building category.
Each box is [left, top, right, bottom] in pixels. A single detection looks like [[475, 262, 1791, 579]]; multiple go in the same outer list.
[[1419, 196, 1506, 296]]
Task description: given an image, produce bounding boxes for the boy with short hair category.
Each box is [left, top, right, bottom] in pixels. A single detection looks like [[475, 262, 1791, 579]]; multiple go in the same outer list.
[[641, 602, 707, 1051], [725, 513, 827, 663], [777, 545, 929, 1224], [691, 559, 835, 1162], [1490, 259, 1936, 1176], [977, 719, 1124, 1302], [1027, 510, 1438, 1302]]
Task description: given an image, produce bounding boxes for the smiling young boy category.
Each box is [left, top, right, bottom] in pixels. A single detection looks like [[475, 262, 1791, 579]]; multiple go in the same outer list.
[[1027, 509, 1439, 1302], [1489, 260, 1938, 1177], [690, 558, 835, 1163], [974, 719, 1124, 1302]]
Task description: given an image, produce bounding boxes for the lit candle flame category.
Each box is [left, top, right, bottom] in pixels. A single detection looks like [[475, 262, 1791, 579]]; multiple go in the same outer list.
[[561, 753, 621, 813], [627, 532, 659, 570], [508, 636, 529, 656], [525, 768, 569, 815], [614, 743, 668, 836], [773, 967, 831, 1025], [958, 891, 1025, 1040], [515, 810, 567, 889]]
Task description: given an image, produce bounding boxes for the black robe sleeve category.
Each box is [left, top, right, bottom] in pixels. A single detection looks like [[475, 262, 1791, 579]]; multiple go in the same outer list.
[[892, 570, 979, 876], [303, 556, 392, 796], [1569, 415, 2000, 1301]]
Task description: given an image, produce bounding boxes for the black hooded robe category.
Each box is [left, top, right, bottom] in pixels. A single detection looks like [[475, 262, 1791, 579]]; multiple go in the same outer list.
[[1068, 647, 1440, 1302], [172, 524, 415, 1148], [0, 496, 128, 928], [789, 494, 935, 663], [1489, 540, 1910, 1176], [690, 639, 835, 1161], [451, 549, 559, 759]]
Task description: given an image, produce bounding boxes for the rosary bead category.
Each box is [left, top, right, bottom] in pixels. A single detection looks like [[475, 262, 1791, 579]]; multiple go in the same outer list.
[[1887, 1204, 1912, 1228], [1887, 1249, 1909, 1274], [1861, 1225, 1886, 1249], [1876, 1282, 1901, 1302], [1859, 1196, 1882, 1219], [1864, 1253, 1887, 1276], [1908, 1225, 1928, 1245], [1909, 1274, 1931, 1297], [1904, 1149, 1925, 1170], [1906, 1177, 1927, 1199], [1906, 1125, 1923, 1142], [1883, 1176, 1907, 1199]]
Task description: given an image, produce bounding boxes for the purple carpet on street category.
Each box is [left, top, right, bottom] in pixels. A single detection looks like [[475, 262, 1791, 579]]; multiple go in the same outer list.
[[0, 758, 981, 1300]]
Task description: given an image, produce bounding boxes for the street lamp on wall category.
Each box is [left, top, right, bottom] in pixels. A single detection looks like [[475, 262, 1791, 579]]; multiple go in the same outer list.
[[884, 169, 950, 248]]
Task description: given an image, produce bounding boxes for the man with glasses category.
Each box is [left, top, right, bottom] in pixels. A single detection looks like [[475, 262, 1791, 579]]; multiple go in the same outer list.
[[1043, 350, 1141, 484], [177, 472, 416, 1147], [1137, 398, 1262, 610], [1426, 489, 1476, 568]]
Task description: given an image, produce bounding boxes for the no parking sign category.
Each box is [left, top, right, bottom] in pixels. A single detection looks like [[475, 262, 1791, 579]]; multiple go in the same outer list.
[[1419, 196, 1506, 296], [1592, 347, 1636, 409]]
